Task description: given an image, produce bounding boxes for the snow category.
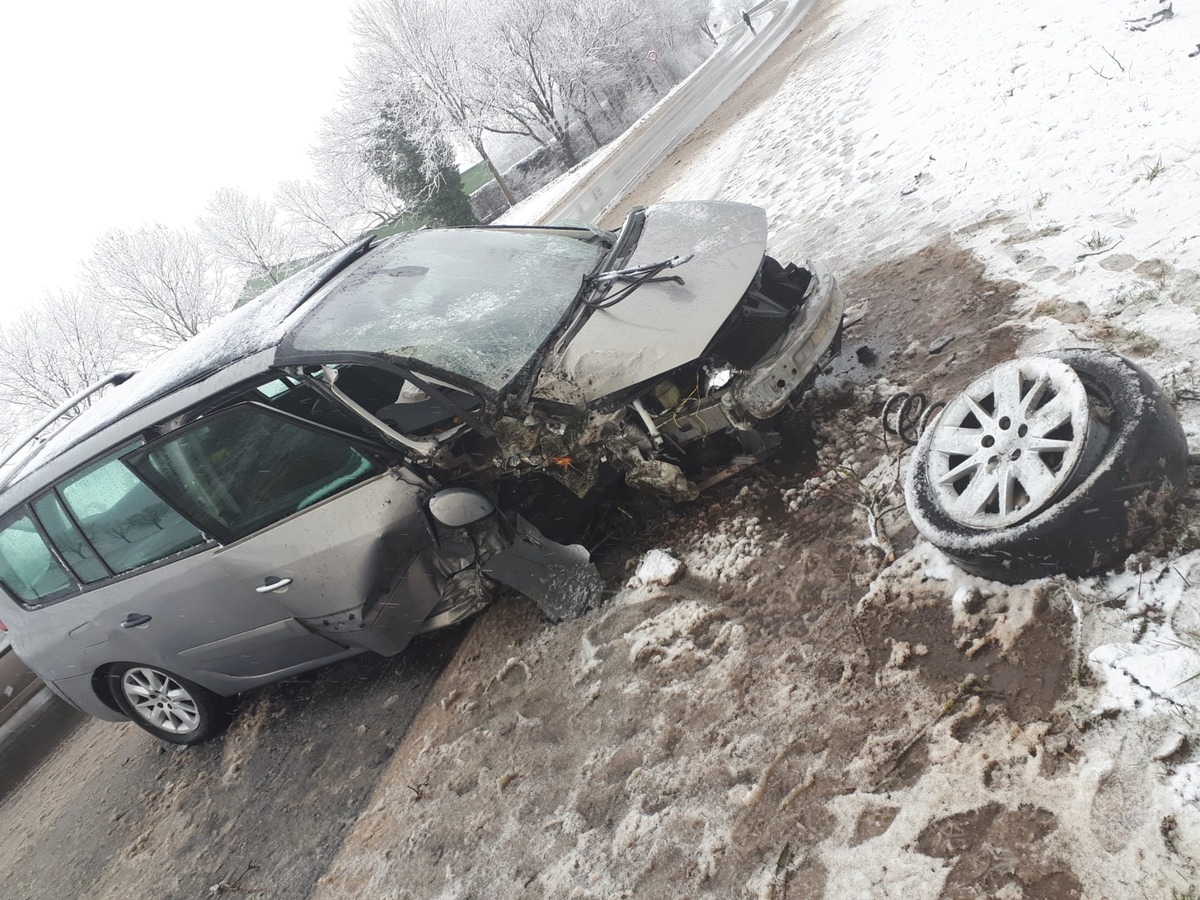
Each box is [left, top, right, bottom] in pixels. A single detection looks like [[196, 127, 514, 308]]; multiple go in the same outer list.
[[1081, 551, 1200, 722], [634, 549, 687, 586], [682, 513, 765, 584]]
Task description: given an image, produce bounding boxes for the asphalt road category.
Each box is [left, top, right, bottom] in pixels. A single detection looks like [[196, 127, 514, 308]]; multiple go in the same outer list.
[[0, 627, 467, 900], [0, 690, 87, 802], [533, 0, 818, 225]]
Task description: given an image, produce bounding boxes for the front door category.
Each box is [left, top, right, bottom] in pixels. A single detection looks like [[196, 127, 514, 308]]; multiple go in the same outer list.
[[115, 402, 436, 680]]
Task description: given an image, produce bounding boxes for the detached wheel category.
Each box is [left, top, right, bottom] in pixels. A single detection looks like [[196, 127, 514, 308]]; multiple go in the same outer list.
[[111, 664, 236, 745], [905, 349, 1188, 583]]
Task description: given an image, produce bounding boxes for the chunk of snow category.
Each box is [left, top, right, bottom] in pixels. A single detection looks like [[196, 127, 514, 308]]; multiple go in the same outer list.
[[635, 549, 686, 586]]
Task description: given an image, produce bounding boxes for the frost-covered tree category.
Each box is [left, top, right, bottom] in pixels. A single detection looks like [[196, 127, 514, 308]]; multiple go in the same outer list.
[[483, 0, 640, 161], [368, 101, 477, 226], [644, 0, 726, 69], [198, 188, 307, 288], [276, 179, 373, 252], [309, 104, 411, 232], [351, 0, 518, 206], [81, 224, 232, 352], [0, 290, 126, 442]]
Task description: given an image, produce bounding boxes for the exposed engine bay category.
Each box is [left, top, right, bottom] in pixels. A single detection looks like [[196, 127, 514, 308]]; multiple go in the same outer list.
[[281, 201, 845, 535], [297, 254, 842, 513]]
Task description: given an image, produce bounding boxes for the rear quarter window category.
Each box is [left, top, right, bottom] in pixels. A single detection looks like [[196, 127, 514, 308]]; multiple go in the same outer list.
[[0, 510, 73, 605]]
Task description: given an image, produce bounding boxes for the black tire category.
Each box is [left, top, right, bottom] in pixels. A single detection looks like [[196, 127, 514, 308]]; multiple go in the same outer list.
[[109, 663, 237, 746], [905, 349, 1188, 583]]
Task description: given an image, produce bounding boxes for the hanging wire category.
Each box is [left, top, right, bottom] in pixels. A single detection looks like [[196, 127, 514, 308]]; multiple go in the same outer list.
[[881, 391, 945, 449]]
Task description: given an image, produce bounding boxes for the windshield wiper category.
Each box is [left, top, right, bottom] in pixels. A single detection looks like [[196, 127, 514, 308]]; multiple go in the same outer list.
[[581, 254, 693, 310]]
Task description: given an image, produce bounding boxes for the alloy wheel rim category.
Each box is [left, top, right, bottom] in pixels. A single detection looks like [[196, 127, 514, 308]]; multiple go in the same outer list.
[[927, 358, 1090, 529], [121, 667, 200, 734]]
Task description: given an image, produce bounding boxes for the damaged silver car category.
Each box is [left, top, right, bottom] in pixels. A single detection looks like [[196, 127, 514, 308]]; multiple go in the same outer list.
[[0, 201, 842, 744]]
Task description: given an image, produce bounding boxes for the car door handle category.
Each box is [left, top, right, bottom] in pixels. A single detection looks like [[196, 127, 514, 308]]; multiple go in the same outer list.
[[255, 578, 293, 594], [120, 614, 152, 629]]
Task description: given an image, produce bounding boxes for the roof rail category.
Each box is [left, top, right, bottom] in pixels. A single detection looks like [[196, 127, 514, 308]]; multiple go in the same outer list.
[[0, 371, 138, 491]]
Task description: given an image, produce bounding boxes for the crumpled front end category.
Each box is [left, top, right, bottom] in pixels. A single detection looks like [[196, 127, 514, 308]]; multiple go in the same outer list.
[[300, 202, 845, 520], [533, 201, 771, 405], [300, 488, 603, 649], [467, 248, 845, 502]]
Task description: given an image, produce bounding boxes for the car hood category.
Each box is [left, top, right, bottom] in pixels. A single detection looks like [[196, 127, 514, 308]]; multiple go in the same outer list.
[[532, 201, 768, 405]]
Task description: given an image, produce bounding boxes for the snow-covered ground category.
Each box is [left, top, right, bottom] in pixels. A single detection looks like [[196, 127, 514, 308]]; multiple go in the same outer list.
[[306, 0, 1200, 897], [640, 0, 1200, 766]]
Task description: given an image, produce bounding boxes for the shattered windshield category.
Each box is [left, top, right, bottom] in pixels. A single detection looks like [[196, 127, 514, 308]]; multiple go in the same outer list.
[[283, 229, 604, 391]]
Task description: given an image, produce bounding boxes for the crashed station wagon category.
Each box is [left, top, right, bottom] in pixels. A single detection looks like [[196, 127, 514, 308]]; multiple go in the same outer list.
[[0, 201, 843, 744]]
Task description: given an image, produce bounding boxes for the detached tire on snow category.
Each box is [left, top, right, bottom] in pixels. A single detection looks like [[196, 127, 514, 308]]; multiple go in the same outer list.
[[905, 348, 1188, 583]]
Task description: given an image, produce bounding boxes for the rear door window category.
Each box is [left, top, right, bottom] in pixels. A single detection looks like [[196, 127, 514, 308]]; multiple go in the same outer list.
[[0, 510, 73, 604], [123, 404, 382, 545], [58, 445, 207, 575]]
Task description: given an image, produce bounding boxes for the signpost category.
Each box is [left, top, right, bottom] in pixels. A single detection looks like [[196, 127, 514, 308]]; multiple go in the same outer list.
[[647, 49, 666, 84]]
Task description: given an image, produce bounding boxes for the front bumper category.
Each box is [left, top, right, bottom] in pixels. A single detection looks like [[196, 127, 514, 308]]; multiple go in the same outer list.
[[727, 260, 845, 420]]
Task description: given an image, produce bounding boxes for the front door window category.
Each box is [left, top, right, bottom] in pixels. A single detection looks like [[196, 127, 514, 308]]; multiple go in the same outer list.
[[123, 404, 382, 545]]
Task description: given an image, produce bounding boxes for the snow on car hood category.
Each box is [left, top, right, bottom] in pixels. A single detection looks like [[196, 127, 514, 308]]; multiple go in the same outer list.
[[533, 201, 768, 404]]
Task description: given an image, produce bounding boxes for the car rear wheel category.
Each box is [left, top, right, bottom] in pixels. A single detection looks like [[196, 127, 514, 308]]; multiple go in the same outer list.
[[111, 663, 235, 745], [905, 349, 1189, 583]]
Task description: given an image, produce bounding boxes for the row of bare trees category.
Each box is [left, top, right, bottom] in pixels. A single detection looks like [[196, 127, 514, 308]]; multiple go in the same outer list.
[[0, 188, 346, 448], [1, 0, 730, 450]]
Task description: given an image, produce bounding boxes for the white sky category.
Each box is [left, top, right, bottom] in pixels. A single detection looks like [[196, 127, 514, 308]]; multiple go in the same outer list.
[[0, 0, 362, 316]]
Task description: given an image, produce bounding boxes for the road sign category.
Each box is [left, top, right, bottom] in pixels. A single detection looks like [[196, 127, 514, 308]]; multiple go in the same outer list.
[[647, 50, 658, 62]]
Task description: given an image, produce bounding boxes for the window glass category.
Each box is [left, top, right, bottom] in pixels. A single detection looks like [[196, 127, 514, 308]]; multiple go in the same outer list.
[[32, 494, 110, 583], [124, 405, 381, 545], [283, 229, 603, 390], [255, 378, 292, 400], [59, 446, 206, 575], [247, 375, 378, 441], [0, 511, 73, 604]]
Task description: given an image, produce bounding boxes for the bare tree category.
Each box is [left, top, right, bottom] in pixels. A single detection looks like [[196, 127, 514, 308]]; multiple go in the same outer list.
[[0, 290, 127, 442], [484, 0, 639, 161], [81, 224, 232, 353], [488, 1, 580, 163], [129, 503, 170, 532], [351, 0, 518, 206], [198, 188, 307, 289], [276, 176, 396, 252]]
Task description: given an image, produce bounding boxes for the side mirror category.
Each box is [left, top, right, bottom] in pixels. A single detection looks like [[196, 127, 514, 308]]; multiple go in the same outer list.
[[428, 488, 495, 528]]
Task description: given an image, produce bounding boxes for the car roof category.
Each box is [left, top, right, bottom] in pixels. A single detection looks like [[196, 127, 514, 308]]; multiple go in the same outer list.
[[0, 351, 280, 511], [0, 239, 375, 510]]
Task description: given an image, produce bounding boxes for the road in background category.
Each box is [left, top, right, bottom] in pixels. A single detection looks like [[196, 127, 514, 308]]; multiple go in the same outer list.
[[524, 0, 816, 225]]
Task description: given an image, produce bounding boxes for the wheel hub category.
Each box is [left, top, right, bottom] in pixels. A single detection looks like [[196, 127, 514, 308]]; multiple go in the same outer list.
[[925, 358, 1090, 529], [121, 667, 201, 735]]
